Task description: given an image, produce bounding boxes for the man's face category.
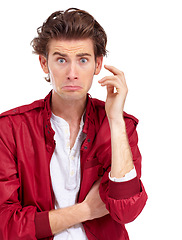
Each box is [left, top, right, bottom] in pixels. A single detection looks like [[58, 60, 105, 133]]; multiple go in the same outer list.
[[39, 38, 103, 101]]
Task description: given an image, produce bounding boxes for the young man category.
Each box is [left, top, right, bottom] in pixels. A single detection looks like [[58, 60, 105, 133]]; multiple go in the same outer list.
[[0, 8, 147, 240]]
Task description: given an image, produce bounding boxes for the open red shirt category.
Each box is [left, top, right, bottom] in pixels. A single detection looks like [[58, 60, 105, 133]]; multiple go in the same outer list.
[[0, 91, 147, 240]]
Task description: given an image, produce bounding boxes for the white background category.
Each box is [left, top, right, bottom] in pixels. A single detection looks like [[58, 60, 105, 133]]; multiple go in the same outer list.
[[0, 0, 182, 239]]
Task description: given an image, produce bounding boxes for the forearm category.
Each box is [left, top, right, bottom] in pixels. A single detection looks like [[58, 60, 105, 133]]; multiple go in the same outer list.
[[49, 202, 89, 235], [48, 179, 108, 235], [109, 117, 134, 178]]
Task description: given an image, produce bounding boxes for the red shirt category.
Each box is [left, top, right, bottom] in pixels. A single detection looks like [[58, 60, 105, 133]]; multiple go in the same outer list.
[[0, 91, 147, 240]]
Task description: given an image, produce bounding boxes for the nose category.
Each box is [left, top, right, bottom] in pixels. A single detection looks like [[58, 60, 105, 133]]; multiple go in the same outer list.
[[67, 62, 78, 81]]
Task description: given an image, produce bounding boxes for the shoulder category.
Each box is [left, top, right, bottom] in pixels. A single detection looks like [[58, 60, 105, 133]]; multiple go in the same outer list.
[[91, 97, 106, 114], [0, 98, 45, 150], [0, 99, 44, 119], [0, 98, 45, 130]]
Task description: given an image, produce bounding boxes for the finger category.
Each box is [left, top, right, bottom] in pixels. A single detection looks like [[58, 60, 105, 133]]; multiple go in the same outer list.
[[99, 75, 126, 86], [104, 65, 124, 76], [98, 76, 119, 83], [99, 79, 121, 90], [107, 84, 114, 95]]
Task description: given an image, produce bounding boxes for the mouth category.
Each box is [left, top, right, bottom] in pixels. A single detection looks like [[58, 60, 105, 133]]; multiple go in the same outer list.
[[62, 86, 83, 91]]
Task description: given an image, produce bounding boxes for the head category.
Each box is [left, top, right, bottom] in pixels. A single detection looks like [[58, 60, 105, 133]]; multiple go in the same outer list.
[[31, 8, 107, 101]]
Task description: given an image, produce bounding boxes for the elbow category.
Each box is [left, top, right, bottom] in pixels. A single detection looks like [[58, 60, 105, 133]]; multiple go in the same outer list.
[[106, 182, 148, 224]]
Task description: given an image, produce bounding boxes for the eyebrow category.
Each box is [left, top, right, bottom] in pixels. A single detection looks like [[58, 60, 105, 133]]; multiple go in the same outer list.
[[52, 52, 92, 57]]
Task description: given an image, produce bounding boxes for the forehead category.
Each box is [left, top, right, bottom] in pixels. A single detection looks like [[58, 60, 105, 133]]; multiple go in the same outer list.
[[48, 38, 95, 56]]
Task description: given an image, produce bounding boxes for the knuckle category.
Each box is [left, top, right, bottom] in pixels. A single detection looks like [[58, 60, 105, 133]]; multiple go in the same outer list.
[[119, 71, 125, 78]]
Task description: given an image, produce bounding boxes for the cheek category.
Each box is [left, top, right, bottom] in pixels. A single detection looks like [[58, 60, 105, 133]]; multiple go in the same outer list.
[[81, 70, 93, 85], [82, 64, 96, 77], [49, 66, 63, 83]]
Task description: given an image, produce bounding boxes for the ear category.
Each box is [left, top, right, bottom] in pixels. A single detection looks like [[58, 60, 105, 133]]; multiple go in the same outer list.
[[39, 55, 49, 74], [94, 56, 103, 75]]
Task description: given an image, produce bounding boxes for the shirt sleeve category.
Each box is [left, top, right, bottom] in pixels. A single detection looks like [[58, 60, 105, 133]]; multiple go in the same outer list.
[[108, 167, 137, 182]]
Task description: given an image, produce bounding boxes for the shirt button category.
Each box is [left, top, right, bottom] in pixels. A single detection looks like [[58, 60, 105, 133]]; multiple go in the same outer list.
[[71, 156, 74, 161], [70, 170, 75, 176]]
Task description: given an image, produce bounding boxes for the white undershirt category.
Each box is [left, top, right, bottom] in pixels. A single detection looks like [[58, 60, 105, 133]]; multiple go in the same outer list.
[[50, 112, 137, 239], [50, 113, 88, 240]]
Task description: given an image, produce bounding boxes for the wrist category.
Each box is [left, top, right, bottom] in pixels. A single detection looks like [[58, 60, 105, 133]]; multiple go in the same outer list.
[[79, 201, 91, 222], [108, 118, 126, 138], [48, 203, 89, 235], [73, 201, 90, 222]]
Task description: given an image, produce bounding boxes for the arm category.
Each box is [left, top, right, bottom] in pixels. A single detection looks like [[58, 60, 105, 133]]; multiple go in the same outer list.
[[109, 118, 134, 178], [1, 161, 107, 240], [0, 130, 38, 240], [0, 117, 108, 239], [98, 117, 147, 224], [48, 204, 87, 235], [48, 179, 108, 235], [98, 66, 147, 223], [99, 65, 134, 178]]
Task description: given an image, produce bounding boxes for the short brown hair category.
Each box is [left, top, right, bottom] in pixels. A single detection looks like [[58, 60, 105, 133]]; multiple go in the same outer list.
[[31, 8, 107, 58]]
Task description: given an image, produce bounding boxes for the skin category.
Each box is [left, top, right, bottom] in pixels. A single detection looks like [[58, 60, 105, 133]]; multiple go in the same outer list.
[[98, 66, 134, 178], [39, 38, 134, 235], [40, 38, 103, 148]]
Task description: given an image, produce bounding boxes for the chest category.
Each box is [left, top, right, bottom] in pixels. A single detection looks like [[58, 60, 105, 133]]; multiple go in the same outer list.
[[49, 116, 86, 209]]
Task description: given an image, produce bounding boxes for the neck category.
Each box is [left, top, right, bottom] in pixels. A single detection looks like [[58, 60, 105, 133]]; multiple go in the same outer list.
[[51, 91, 87, 123]]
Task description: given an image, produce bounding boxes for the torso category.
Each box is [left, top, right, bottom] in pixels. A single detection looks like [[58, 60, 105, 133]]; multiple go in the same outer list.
[[69, 122, 82, 149]]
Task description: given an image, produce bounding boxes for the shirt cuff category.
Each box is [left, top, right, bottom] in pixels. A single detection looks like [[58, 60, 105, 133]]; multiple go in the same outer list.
[[109, 167, 137, 182]]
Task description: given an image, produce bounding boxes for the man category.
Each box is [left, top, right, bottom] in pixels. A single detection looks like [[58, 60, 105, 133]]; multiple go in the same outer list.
[[0, 8, 147, 240]]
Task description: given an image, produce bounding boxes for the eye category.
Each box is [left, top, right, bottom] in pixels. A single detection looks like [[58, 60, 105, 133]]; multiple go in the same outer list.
[[58, 58, 66, 63], [80, 58, 87, 63]]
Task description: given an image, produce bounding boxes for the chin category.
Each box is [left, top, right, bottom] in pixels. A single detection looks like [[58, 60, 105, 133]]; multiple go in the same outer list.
[[59, 91, 87, 101]]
